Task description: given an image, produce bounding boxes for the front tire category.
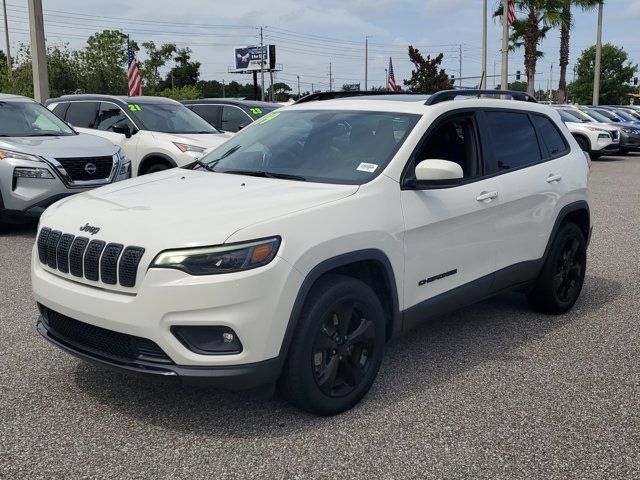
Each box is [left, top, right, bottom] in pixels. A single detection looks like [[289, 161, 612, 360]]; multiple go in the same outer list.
[[145, 163, 171, 174], [574, 136, 590, 153], [527, 223, 587, 314], [279, 275, 386, 416]]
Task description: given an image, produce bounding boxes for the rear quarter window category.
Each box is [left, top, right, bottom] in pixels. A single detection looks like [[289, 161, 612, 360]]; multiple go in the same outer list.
[[531, 114, 569, 159]]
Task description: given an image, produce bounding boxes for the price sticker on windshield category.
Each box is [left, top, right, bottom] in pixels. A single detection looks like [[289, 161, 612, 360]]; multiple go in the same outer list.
[[250, 108, 263, 115], [357, 162, 378, 173], [128, 104, 141, 112]]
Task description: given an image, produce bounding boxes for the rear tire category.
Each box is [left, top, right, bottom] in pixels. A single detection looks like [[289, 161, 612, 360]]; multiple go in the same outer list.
[[619, 148, 630, 155], [527, 223, 587, 314], [279, 274, 386, 416]]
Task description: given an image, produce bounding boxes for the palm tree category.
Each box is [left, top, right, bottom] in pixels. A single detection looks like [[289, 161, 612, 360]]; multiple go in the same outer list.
[[557, 0, 600, 104], [495, 0, 564, 96]]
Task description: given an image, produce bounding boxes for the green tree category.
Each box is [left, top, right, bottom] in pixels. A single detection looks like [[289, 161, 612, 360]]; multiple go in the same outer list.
[[140, 41, 176, 94], [496, 0, 564, 96], [157, 85, 200, 100], [557, 0, 600, 103], [403, 46, 453, 93], [160, 47, 200, 89], [272, 82, 291, 101], [79, 30, 130, 94], [569, 43, 637, 104]]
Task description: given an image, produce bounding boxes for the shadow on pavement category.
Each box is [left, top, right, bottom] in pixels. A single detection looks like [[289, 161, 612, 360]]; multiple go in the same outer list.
[[0, 222, 38, 238], [72, 274, 621, 438]]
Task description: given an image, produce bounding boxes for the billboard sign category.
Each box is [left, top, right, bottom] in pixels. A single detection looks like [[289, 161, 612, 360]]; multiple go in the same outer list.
[[233, 45, 276, 72]]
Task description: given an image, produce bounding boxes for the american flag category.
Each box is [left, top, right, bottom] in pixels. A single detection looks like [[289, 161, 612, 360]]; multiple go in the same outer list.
[[388, 57, 398, 91], [507, 0, 516, 27], [127, 37, 142, 97]]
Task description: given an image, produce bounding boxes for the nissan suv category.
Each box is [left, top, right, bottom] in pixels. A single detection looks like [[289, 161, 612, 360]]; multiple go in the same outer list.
[[32, 90, 591, 415], [46, 95, 233, 176], [0, 94, 130, 230]]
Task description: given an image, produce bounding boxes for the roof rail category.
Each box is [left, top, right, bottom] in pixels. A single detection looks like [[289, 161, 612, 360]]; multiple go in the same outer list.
[[294, 90, 405, 104], [424, 89, 538, 105]]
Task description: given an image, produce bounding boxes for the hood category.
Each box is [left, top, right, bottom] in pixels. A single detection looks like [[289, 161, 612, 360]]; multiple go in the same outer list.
[[41, 169, 359, 251], [0, 133, 118, 158], [150, 131, 233, 149]]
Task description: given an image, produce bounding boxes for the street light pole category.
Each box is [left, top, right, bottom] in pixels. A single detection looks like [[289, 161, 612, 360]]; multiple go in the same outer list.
[[481, 0, 487, 89], [28, 0, 49, 102], [592, 1, 603, 105], [2, 0, 11, 76], [364, 36, 368, 90], [259, 27, 265, 102], [500, 0, 509, 91]]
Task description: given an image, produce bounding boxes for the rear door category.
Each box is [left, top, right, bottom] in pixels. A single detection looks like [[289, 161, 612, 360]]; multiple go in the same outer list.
[[483, 109, 571, 284]]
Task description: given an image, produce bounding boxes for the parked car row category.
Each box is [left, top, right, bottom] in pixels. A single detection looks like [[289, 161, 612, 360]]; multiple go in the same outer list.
[[554, 104, 640, 158], [1, 93, 281, 229]]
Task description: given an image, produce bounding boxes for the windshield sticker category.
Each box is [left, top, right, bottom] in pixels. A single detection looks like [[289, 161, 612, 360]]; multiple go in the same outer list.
[[128, 104, 141, 112], [249, 107, 263, 115], [255, 111, 281, 124], [357, 162, 378, 173]]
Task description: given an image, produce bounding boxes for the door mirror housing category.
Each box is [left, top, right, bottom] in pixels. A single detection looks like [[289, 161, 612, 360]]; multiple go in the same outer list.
[[112, 122, 135, 138], [415, 159, 464, 181]]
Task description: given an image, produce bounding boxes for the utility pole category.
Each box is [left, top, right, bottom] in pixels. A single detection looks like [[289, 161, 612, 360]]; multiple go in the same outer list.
[[481, 0, 487, 89], [364, 36, 368, 90], [385, 68, 388, 90], [493, 60, 496, 88], [28, 0, 49, 102], [548, 63, 553, 102], [2, 0, 11, 75], [459, 44, 463, 88], [222, 80, 225, 98], [269, 70, 274, 101], [592, 0, 603, 105], [500, 0, 509, 91], [311, 82, 314, 93], [259, 27, 265, 101], [297, 75, 300, 98], [171, 71, 174, 89], [329, 62, 333, 92]]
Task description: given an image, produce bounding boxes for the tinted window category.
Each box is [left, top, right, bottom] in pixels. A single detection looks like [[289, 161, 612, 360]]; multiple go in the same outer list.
[[65, 102, 99, 128], [411, 115, 480, 179], [532, 115, 568, 158], [486, 111, 541, 170], [51, 103, 69, 118], [192, 105, 221, 129], [95, 103, 134, 132], [221, 106, 251, 132]]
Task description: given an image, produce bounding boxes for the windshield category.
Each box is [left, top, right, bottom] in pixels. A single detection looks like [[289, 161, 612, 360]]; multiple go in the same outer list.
[[582, 108, 611, 123], [0, 100, 76, 137], [199, 110, 420, 184], [128, 102, 219, 134], [591, 109, 619, 121], [621, 109, 640, 120], [613, 109, 637, 122]]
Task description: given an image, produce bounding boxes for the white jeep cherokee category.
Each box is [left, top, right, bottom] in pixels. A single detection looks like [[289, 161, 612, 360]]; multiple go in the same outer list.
[[32, 90, 591, 415]]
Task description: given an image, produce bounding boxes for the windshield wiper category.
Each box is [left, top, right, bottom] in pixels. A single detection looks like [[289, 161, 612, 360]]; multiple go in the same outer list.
[[222, 170, 306, 181]]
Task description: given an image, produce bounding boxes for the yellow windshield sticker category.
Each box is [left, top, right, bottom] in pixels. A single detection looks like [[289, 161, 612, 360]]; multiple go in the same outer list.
[[255, 111, 281, 124], [128, 104, 141, 112]]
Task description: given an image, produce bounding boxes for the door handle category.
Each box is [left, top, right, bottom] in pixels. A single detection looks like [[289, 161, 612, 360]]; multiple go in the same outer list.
[[546, 173, 562, 183], [476, 190, 498, 202]]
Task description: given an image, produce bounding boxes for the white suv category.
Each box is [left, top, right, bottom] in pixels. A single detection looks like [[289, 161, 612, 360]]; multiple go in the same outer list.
[[555, 107, 620, 157], [46, 95, 233, 176], [32, 90, 591, 415]]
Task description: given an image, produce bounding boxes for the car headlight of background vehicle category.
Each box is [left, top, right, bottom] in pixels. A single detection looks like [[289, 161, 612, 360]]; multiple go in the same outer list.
[[116, 148, 132, 176], [151, 237, 281, 275], [173, 142, 206, 153], [0, 148, 55, 179]]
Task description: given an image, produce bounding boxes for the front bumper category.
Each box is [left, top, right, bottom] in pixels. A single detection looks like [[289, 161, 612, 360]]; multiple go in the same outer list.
[[36, 317, 282, 389], [32, 248, 303, 380], [0, 156, 130, 223], [619, 131, 640, 151]]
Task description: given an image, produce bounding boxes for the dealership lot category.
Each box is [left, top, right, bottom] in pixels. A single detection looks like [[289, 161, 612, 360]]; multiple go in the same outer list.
[[1, 156, 639, 479]]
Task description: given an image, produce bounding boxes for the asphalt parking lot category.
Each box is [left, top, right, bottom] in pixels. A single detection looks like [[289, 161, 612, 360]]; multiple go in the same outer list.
[[1, 155, 639, 479]]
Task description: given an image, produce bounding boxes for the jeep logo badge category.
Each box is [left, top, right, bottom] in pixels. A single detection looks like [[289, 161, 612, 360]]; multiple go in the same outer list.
[[80, 223, 100, 235], [84, 163, 97, 175]]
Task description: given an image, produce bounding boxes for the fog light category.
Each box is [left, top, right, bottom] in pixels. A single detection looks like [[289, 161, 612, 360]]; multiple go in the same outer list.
[[14, 167, 54, 179], [171, 326, 242, 355]]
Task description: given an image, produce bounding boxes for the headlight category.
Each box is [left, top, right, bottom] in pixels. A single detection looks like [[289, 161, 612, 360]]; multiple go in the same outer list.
[[0, 148, 42, 162], [151, 237, 281, 275], [13, 167, 54, 179], [173, 142, 206, 153], [119, 161, 131, 176]]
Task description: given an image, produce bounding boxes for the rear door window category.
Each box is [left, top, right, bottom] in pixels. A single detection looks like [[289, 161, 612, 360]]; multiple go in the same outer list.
[[531, 114, 569, 159], [485, 111, 542, 170], [65, 102, 99, 128], [192, 105, 222, 129]]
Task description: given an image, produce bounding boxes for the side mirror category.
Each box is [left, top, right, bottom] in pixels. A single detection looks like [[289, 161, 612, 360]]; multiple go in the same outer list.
[[415, 159, 464, 181], [112, 122, 134, 138]]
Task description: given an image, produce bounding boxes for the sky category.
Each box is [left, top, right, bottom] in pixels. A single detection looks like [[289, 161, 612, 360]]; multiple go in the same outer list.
[[2, 0, 639, 94]]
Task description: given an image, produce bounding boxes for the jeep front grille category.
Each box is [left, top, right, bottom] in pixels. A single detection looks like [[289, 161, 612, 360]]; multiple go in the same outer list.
[[37, 227, 145, 288]]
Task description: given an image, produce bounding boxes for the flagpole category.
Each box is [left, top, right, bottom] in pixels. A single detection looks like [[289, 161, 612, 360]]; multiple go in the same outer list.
[[481, 0, 487, 89], [500, 0, 509, 91]]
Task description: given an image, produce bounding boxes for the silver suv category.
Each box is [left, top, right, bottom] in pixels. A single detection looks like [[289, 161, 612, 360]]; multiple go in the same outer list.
[[0, 94, 131, 229]]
